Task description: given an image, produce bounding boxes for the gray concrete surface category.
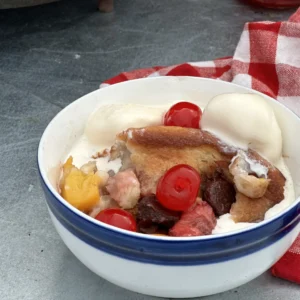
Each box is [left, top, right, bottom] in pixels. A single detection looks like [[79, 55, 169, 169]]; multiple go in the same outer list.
[[0, 0, 299, 299]]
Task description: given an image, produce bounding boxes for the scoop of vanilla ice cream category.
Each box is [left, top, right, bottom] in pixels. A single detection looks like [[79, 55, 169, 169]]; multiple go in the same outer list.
[[85, 104, 167, 148], [201, 93, 282, 164]]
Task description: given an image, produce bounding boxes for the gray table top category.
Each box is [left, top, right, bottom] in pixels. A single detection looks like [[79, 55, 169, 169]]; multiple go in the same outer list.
[[0, 0, 299, 299]]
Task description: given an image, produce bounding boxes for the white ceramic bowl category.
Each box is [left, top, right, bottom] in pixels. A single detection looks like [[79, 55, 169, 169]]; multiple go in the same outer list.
[[38, 77, 300, 298]]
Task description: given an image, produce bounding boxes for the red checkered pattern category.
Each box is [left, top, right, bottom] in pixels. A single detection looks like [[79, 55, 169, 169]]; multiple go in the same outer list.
[[100, 8, 300, 284], [272, 236, 300, 284]]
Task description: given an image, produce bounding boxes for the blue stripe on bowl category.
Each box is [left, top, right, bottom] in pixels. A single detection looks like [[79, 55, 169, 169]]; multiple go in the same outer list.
[[39, 173, 300, 266]]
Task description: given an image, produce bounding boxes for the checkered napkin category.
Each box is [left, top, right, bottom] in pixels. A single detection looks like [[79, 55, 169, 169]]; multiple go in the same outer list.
[[100, 8, 300, 284]]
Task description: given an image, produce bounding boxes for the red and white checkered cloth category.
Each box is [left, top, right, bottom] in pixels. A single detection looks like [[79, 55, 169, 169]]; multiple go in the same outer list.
[[100, 8, 300, 284]]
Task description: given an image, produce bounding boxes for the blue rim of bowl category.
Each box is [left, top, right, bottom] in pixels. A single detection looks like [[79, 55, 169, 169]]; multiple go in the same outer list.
[[38, 77, 300, 266]]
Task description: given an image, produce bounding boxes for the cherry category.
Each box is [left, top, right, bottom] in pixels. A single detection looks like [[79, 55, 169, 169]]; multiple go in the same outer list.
[[95, 208, 137, 232], [156, 164, 201, 211], [164, 102, 202, 128]]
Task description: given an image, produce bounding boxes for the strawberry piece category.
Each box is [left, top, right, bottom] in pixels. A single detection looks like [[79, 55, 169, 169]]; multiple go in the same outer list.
[[169, 201, 216, 237]]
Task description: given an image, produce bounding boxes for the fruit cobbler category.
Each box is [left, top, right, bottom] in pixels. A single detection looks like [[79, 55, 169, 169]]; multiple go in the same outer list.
[[58, 93, 294, 237]]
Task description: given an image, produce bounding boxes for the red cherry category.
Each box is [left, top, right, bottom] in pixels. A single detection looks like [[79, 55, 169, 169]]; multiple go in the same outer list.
[[164, 102, 202, 128], [95, 208, 137, 232], [156, 164, 201, 211]]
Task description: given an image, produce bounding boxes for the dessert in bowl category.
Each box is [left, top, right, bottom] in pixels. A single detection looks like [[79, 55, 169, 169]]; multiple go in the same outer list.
[[38, 77, 300, 298]]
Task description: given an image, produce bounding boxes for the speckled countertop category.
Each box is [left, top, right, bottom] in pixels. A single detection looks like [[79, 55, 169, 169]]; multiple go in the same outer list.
[[0, 1, 299, 299]]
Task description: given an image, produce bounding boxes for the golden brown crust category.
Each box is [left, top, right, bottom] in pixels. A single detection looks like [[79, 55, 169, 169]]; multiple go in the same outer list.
[[230, 168, 286, 223], [114, 125, 286, 223], [230, 151, 286, 222], [230, 193, 273, 223], [117, 126, 234, 195], [265, 166, 286, 203], [118, 126, 236, 156]]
